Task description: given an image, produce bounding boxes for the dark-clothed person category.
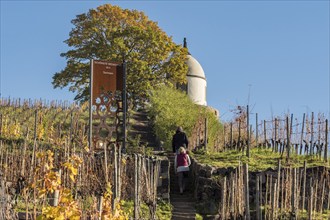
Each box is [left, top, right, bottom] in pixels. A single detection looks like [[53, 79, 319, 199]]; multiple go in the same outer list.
[[172, 126, 189, 154]]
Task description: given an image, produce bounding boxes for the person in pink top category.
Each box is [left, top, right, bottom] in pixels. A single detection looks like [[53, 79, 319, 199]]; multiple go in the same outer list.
[[174, 147, 191, 195]]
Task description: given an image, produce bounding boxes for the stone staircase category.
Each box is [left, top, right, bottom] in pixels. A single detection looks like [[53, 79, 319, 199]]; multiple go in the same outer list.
[[168, 154, 197, 220], [128, 110, 158, 149], [128, 110, 197, 219]]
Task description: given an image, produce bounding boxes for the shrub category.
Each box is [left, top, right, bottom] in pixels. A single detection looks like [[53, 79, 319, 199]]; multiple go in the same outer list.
[[148, 85, 222, 151]]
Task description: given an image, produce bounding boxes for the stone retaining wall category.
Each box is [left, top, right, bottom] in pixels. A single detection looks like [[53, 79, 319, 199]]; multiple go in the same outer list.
[[190, 158, 221, 217], [190, 156, 330, 219], [157, 158, 170, 201]]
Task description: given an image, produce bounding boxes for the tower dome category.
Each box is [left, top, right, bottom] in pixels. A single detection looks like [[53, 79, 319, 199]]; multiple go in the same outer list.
[[187, 55, 206, 79], [184, 38, 207, 106]]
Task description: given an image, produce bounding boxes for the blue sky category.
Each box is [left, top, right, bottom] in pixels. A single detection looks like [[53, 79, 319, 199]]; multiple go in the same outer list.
[[1, 1, 329, 121]]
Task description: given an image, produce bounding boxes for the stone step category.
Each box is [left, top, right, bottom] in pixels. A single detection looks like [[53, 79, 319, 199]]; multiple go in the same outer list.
[[172, 212, 196, 217], [168, 153, 197, 220], [172, 208, 196, 213], [128, 110, 158, 149], [171, 201, 195, 206], [172, 212, 196, 220], [170, 194, 194, 199], [171, 199, 195, 204], [171, 205, 196, 210]]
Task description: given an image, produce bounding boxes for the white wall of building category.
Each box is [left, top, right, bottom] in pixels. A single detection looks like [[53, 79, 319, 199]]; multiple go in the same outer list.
[[187, 77, 207, 106], [186, 54, 207, 106]]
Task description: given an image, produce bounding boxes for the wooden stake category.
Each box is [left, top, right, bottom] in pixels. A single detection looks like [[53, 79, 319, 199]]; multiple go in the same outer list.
[[320, 179, 325, 213], [256, 175, 260, 220], [284, 169, 288, 211], [237, 164, 241, 215], [21, 128, 29, 176], [98, 196, 103, 220], [222, 176, 227, 219], [0, 114, 2, 135], [256, 113, 258, 146], [134, 154, 139, 220], [286, 116, 291, 161], [118, 144, 122, 199], [246, 105, 250, 158], [244, 163, 250, 220], [327, 185, 330, 212], [275, 118, 278, 152], [231, 173, 235, 218], [313, 179, 318, 217], [265, 174, 268, 220], [104, 142, 108, 183], [223, 124, 226, 150], [230, 122, 233, 149], [308, 184, 313, 220], [29, 109, 38, 182], [291, 168, 297, 219], [277, 160, 281, 215], [264, 120, 267, 148], [302, 161, 307, 210], [310, 112, 314, 155], [324, 119, 328, 162], [271, 181, 277, 220], [238, 120, 241, 150]]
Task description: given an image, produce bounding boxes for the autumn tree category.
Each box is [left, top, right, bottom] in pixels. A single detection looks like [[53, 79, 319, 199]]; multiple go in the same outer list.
[[53, 4, 188, 105]]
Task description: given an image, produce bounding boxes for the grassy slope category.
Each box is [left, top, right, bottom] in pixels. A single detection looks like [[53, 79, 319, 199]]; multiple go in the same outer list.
[[192, 148, 330, 171]]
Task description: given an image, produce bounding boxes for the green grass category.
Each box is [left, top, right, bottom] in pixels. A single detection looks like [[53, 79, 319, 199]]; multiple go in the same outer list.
[[192, 148, 330, 171], [121, 200, 150, 218], [155, 200, 172, 220], [195, 213, 203, 220], [121, 199, 172, 220], [277, 209, 330, 220]]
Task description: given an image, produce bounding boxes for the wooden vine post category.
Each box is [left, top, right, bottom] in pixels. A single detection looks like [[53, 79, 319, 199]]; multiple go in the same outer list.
[[52, 169, 62, 207], [302, 161, 307, 211], [114, 144, 118, 202], [310, 112, 314, 155], [275, 118, 278, 152], [221, 176, 227, 219], [255, 113, 258, 146], [98, 196, 103, 220], [29, 109, 38, 181], [118, 144, 122, 199], [238, 119, 241, 150], [104, 142, 108, 183], [300, 113, 305, 155], [271, 181, 277, 220], [291, 168, 297, 219], [230, 122, 233, 150], [324, 119, 328, 162], [308, 184, 313, 220], [246, 105, 250, 158], [286, 116, 290, 161], [290, 113, 294, 138], [21, 128, 29, 176], [256, 175, 260, 220], [244, 163, 250, 220], [259, 174, 263, 220], [134, 154, 139, 220], [0, 114, 2, 135], [277, 159, 281, 215], [264, 120, 267, 148], [223, 125, 226, 150]]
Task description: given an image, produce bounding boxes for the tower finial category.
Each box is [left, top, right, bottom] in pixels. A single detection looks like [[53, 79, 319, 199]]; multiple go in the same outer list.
[[183, 37, 191, 55]]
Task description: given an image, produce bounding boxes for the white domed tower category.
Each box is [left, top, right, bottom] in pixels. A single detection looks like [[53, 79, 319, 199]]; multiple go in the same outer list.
[[184, 38, 207, 106]]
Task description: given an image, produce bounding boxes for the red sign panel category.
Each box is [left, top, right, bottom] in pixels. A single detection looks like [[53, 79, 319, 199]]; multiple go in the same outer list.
[[92, 60, 123, 104]]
